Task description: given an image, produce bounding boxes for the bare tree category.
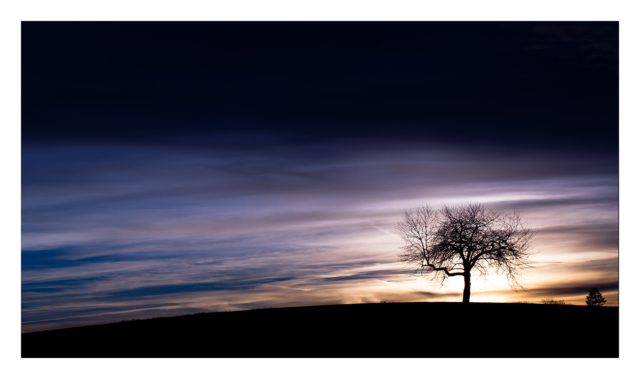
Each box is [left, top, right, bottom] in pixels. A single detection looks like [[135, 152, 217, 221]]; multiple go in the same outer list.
[[396, 202, 535, 303]]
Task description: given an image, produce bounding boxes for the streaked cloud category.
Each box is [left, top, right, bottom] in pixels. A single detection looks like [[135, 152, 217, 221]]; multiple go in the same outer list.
[[22, 139, 618, 332]]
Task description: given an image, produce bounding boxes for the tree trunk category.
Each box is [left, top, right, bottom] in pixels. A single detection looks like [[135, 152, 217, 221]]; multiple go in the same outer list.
[[462, 272, 471, 304]]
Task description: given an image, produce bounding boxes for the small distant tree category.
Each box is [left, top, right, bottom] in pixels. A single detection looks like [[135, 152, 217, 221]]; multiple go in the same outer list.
[[585, 288, 607, 306]]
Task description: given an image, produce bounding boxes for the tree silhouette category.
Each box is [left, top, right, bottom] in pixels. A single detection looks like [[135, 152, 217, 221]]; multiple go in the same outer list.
[[396, 202, 535, 303], [585, 288, 607, 306]]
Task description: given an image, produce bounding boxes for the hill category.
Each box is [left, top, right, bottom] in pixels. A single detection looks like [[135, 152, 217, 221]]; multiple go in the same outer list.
[[22, 302, 618, 358]]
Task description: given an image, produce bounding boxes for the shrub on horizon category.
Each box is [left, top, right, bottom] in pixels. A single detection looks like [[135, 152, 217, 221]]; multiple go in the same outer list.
[[541, 298, 566, 305]]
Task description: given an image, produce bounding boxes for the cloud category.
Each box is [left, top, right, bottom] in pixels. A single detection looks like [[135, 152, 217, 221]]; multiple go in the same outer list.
[[22, 140, 617, 331], [317, 269, 403, 283], [103, 277, 297, 299]]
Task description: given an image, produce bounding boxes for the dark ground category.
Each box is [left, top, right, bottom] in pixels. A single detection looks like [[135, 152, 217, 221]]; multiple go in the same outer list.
[[22, 302, 618, 358]]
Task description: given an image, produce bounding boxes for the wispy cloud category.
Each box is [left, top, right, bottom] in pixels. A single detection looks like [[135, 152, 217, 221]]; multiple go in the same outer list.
[[22, 139, 617, 332]]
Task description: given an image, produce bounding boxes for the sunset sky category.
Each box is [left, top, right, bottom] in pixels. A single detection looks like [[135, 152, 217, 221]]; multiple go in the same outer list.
[[21, 22, 618, 332]]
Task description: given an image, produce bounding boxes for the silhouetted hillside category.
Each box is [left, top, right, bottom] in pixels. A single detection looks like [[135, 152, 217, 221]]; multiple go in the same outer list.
[[22, 302, 618, 358]]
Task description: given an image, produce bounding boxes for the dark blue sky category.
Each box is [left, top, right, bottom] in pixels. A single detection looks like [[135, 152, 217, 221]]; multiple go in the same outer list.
[[23, 22, 617, 151], [22, 22, 618, 332]]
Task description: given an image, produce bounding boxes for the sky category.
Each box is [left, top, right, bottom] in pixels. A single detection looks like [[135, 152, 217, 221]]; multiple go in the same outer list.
[[21, 21, 618, 333]]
